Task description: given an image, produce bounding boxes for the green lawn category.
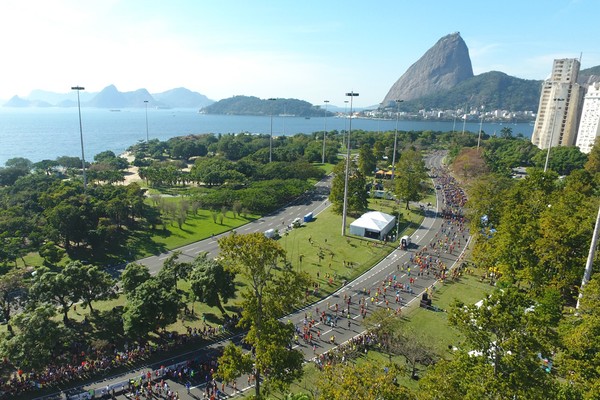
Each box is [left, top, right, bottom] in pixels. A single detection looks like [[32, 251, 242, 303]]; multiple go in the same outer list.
[[149, 208, 258, 251]]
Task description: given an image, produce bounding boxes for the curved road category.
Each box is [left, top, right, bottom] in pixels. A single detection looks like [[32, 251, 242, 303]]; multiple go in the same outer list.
[[57, 151, 468, 400]]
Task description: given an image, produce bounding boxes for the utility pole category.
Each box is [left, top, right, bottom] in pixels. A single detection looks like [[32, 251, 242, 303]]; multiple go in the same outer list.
[[72, 86, 87, 191], [342, 91, 359, 236], [576, 204, 600, 309]]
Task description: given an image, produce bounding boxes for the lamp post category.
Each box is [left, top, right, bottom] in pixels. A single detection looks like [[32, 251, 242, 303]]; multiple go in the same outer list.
[[342, 91, 359, 236], [71, 86, 87, 191], [391, 99, 403, 182], [268, 98, 277, 163], [322, 100, 329, 164], [144, 100, 149, 142], [477, 105, 485, 151], [544, 98, 565, 172]]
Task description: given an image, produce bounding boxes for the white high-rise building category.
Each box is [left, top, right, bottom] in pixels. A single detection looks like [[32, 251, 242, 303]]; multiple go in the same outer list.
[[575, 82, 600, 154], [531, 59, 583, 149]]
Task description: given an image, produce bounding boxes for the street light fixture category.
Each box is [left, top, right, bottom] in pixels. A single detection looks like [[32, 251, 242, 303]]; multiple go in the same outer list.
[[71, 86, 87, 191], [342, 91, 359, 236], [322, 100, 329, 164], [144, 100, 149, 142], [268, 98, 277, 163], [391, 99, 403, 182], [544, 98, 565, 172]]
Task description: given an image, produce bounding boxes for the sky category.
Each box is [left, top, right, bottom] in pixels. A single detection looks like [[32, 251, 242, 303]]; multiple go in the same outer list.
[[1, 0, 599, 107]]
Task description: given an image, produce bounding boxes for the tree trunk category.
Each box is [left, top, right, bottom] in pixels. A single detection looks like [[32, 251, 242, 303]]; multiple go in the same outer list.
[[255, 370, 261, 399], [216, 298, 228, 317]]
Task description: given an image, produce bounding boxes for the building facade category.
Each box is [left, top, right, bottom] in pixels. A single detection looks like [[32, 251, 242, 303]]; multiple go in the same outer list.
[[531, 58, 584, 149], [575, 82, 600, 154]]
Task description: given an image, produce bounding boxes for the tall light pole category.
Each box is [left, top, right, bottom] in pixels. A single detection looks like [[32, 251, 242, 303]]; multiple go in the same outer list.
[[322, 100, 329, 164], [72, 86, 87, 191], [144, 100, 149, 142], [342, 91, 359, 236], [268, 98, 277, 163], [476, 105, 485, 151], [544, 98, 565, 172], [391, 99, 403, 182], [576, 203, 600, 310]]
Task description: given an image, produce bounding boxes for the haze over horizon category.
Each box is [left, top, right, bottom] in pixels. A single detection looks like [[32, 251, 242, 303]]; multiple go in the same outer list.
[[1, 0, 599, 107]]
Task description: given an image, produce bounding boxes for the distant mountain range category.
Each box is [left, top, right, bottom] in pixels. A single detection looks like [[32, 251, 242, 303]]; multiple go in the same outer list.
[[2, 85, 214, 109], [4, 34, 600, 114]]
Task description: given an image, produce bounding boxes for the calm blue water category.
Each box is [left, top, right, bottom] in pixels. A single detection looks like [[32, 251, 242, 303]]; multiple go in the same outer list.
[[0, 107, 533, 166]]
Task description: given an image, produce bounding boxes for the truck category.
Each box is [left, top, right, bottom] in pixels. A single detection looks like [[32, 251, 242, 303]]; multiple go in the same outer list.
[[400, 235, 411, 250]]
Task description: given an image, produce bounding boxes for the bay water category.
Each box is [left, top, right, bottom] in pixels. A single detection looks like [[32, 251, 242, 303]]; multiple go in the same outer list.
[[0, 107, 533, 166]]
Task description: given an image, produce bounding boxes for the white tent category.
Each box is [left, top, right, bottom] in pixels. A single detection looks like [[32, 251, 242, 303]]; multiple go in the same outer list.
[[349, 211, 396, 240]]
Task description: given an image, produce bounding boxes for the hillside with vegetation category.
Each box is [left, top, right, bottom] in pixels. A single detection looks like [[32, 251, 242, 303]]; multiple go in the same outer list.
[[199, 95, 334, 117], [400, 71, 542, 113]]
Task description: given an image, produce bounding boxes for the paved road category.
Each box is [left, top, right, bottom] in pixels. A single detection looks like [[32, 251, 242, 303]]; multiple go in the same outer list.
[[47, 151, 469, 400]]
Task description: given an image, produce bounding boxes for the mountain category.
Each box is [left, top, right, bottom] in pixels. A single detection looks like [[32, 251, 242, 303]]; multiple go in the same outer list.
[[402, 71, 542, 112], [4, 96, 31, 107], [153, 87, 213, 108], [28, 89, 96, 104], [86, 85, 129, 108], [579, 65, 600, 86], [382, 32, 474, 106], [2, 86, 212, 109], [200, 95, 334, 117], [3, 95, 53, 107]]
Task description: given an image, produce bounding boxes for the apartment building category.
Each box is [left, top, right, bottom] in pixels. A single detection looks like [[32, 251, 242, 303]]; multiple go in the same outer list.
[[531, 58, 584, 149], [575, 82, 600, 154]]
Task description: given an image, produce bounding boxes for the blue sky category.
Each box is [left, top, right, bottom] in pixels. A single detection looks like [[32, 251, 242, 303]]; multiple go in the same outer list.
[[1, 0, 598, 107]]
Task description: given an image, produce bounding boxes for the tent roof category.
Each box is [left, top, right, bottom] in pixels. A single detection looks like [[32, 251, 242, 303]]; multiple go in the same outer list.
[[350, 211, 395, 231]]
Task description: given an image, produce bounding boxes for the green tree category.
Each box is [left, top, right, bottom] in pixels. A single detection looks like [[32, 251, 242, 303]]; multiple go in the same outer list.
[[584, 137, 600, 174], [121, 262, 151, 296], [122, 276, 182, 339], [329, 159, 368, 215], [358, 144, 376, 176], [557, 277, 600, 398], [532, 146, 587, 175], [38, 241, 65, 267], [421, 287, 557, 399], [0, 305, 69, 371], [317, 360, 415, 400], [394, 148, 428, 209], [189, 253, 236, 316], [218, 233, 309, 398], [68, 262, 116, 314], [365, 308, 437, 379], [29, 268, 80, 325]]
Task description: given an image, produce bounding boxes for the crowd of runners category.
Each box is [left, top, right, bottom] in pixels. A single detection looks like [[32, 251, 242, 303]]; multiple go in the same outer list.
[[0, 317, 239, 398]]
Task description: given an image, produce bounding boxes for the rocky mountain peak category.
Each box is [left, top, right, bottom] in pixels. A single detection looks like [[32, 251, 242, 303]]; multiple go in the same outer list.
[[382, 32, 474, 106]]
